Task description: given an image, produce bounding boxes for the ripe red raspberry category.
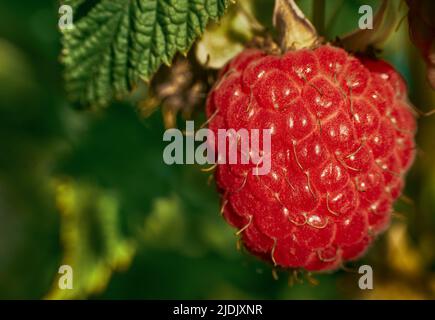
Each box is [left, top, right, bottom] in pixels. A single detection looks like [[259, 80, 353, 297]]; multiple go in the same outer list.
[[206, 45, 417, 272]]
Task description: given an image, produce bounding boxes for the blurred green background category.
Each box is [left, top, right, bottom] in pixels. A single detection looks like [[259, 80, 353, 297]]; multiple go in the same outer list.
[[1, 0, 435, 300]]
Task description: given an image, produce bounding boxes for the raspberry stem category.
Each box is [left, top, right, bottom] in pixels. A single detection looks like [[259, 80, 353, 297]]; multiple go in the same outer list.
[[273, 0, 319, 51], [312, 0, 326, 36]]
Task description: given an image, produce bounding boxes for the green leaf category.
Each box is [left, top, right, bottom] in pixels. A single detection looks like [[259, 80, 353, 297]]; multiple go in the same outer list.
[[45, 180, 136, 299], [195, 0, 256, 69], [61, 0, 229, 108], [340, 0, 399, 52]]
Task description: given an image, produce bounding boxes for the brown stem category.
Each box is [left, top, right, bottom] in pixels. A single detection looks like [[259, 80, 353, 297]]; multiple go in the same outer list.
[[273, 0, 319, 51]]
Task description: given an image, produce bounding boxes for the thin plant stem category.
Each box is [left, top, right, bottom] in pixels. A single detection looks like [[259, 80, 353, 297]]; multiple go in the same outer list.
[[312, 0, 326, 36], [325, 0, 345, 36]]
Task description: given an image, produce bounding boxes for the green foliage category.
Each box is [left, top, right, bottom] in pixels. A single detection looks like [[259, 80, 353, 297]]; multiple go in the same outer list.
[[61, 0, 229, 108], [46, 180, 135, 299]]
